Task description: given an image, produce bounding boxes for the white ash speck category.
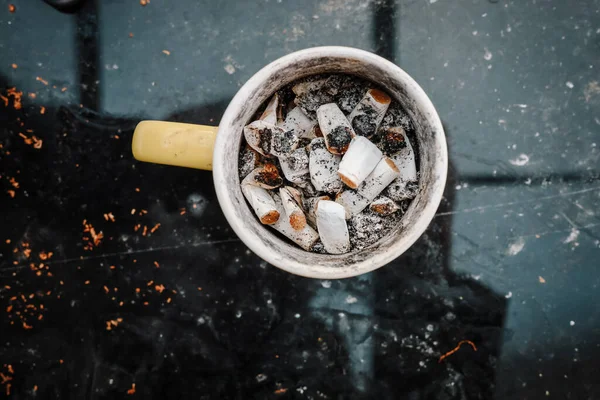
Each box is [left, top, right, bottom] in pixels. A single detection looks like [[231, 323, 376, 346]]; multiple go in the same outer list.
[[566, 81, 574, 89], [320, 280, 332, 288], [345, 295, 358, 304], [483, 48, 492, 60], [507, 237, 525, 255], [570, 320, 575, 326], [224, 64, 236, 74], [256, 374, 267, 383], [295, 313, 301, 318], [426, 324, 434, 332], [509, 153, 530, 166], [505, 291, 513, 299], [235, 310, 242, 318], [564, 228, 580, 244]]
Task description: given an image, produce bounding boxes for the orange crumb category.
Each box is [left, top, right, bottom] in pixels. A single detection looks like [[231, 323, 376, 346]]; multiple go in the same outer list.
[[11, 63, 17, 69], [135, 288, 140, 293], [32, 136, 43, 149], [147, 280, 154, 286], [150, 223, 160, 233], [34, 385, 38, 392], [143, 302, 148, 306], [135, 187, 140, 192], [38, 315, 43, 320], [439, 340, 477, 363], [61, 87, 67, 92], [0, 94, 8, 106], [8, 4, 15, 13], [127, 383, 136, 395], [274, 388, 288, 395], [114, 135, 120, 139], [29, 93, 36, 99], [140, 209, 147, 215], [153, 261, 159, 268], [7, 365, 14, 374], [23, 322, 33, 329], [60, 280, 64, 285], [40, 106, 46, 114], [7, 190, 15, 198], [129, 32, 134, 38], [107, 213, 115, 222], [110, 265, 116, 270], [6, 306, 12, 312], [6, 383, 11, 396], [134, 224, 141, 232], [6, 87, 23, 109], [539, 276, 546, 283], [119, 301, 124, 306], [23, 248, 31, 258], [180, 208, 186, 215], [197, 287, 202, 291], [36, 76, 49, 85], [85, 280, 90, 285], [166, 298, 171, 303], [59, 359, 63, 364], [9, 177, 19, 188], [142, 226, 148, 236], [103, 286, 109, 294], [162, 50, 170, 55], [4, 239, 9, 244], [131, 208, 136, 215], [155, 284, 165, 293]]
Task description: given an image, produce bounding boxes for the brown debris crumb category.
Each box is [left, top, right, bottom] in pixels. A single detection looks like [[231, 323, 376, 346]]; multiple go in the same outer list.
[[142, 226, 148, 236], [155, 284, 165, 293], [179, 208, 186, 215], [166, 298, 171, 303], [6, 87, 23, 109], [40, 106, 46, 114], [127, 383, 136, 394], [274, 388, 288, 395], [131, 208, 136, 215], [28, 93, 36, 99], [7, 190, 15, 198], [162, 50, 171, 55], [135, 187, 140, 192], [539, 276, 546, 283], [34, 385, 38, 392], [153, 261, 159, 268], [129, 32, 134, 38], [150, 223, 160, 233], [61, 87, 67, 92], [84, 280, 90, 285], [11, 63, 17, 69], [146, 280, 154, 286], [103, 286, 109, 294], [8, 4, 15, 13], [139, 0, 149, 5], [23, 322, 33, 330], [36, 76, 49, 86]]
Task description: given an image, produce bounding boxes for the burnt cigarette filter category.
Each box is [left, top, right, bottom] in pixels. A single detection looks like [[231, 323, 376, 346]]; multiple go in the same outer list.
[[316, 200, 351, 254], [303, 195, 330, 227], [386, 127, 418, 201], [370, 196, 400, 216], [316, 103, 356, 155], [242, 163, 283, 189], [338, 136, 383, 189], [308, 138, 342, 193], [281, 107, 316, 139], [271, 193, 320, 250], [348, 89, 391, 138], [239, 145, 262, 179], [280, 186, 307, 231], [278, 146, 309, 183], [241, 184, 280, 225]]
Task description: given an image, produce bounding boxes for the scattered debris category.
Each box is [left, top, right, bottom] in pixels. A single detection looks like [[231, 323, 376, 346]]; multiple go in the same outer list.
[[438, 340, 477, 363]]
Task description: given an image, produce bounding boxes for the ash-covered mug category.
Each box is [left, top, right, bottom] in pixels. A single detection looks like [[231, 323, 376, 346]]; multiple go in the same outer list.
[[132, 46, 448, 279]]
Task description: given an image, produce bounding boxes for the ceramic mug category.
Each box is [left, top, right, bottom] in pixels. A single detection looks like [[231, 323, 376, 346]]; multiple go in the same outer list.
[[132, 46, 448, 279]]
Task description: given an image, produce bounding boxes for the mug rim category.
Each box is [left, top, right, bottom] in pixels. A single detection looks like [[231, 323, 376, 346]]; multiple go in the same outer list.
[[213, 46, 448, 279]]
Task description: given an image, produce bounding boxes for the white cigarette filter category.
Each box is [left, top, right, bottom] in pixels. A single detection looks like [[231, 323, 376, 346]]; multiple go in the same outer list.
[[316, 200, 351, 254], [308, 138, 343, 193], [242, 184, 280, 225], [270, 193, 320, 251], [281, 107, 315, 139], [241, 163, 283, 189], [386, 127, 418, 201], [303, 195, 330, 227], [335, 190, 370, 219], [347, 89, 392, 138], [369, 196, 400, 216], [388, 128, 417, 182], [337, 136, 383, 189], [243, 120, 283, 157], [259, 94, 279, 126], [278, 147, 309, 183], [316, 103, 356, 155], [356, 157, 400, 200], [239, 145, 262, 179], [279, 186, 307, 231]]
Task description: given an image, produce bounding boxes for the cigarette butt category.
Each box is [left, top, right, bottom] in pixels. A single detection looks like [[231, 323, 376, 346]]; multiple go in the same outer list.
[[242, 184, 280, 224], [260, 94, 279, 125], [239, 145, 262, 179], [389, 129, 417, 182], [308, 138, 342, 193], [335, 190, 370, 219], [377, 126, 407, 155], [338, 136, 382, 189], [278, 146, 309, 182], [370, 196, 400, 215], [270, 193, 319, 250], [347, 88, 391, 138], [281, 107, 315, 139], [270, 127, 299, 158], [243, 120, 285, 156], [242, 163, 283, 189], [303, 195, 330, 227], [280, 186, 307, 230], [316, 200, 351, 254], [356, 157, 400, 201], [316, 103, 356, 154]]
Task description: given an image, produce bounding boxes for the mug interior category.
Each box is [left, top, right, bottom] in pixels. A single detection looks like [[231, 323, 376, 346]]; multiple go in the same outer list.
[[213, 47, 447, 279]]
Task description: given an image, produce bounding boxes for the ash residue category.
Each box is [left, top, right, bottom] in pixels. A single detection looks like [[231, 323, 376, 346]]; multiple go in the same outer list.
[[271, 129, 297, 156], [374, 127, 408, 155], [238, 146, 258, 179], [327, 126, 353, 153], [350, 113, 377, 137], [259, 128, 272, 155], [348, 209, 403, 250]]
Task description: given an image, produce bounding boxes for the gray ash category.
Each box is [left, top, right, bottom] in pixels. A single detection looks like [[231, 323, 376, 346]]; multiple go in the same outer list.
[[351, 113, 377, 138], [310, 240, 327, 254], [259, 128, 272, 155], [326, 126, 353, 153], [374, 127, 408, 155], [271, 129, 297, 155], [348, 209, 402, 250], [238, 146, 260, 179]]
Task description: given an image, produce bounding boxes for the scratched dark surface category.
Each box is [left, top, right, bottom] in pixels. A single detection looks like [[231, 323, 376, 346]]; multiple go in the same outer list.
[[1, 0, 599, 399]]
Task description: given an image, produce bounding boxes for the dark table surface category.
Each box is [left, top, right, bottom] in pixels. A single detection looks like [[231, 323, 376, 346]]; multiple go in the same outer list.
[[1, 0, 599, 399]]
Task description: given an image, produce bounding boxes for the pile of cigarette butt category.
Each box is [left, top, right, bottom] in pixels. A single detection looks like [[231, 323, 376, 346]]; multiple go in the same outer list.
[[239, 75, 418, 255]]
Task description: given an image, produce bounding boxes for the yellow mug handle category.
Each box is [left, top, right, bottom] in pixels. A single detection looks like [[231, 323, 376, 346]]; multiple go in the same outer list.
[[132, 120, 218, 171]]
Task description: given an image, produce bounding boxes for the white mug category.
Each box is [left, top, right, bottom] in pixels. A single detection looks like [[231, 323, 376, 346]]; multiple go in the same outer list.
[[132, 46, 448, 279]]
